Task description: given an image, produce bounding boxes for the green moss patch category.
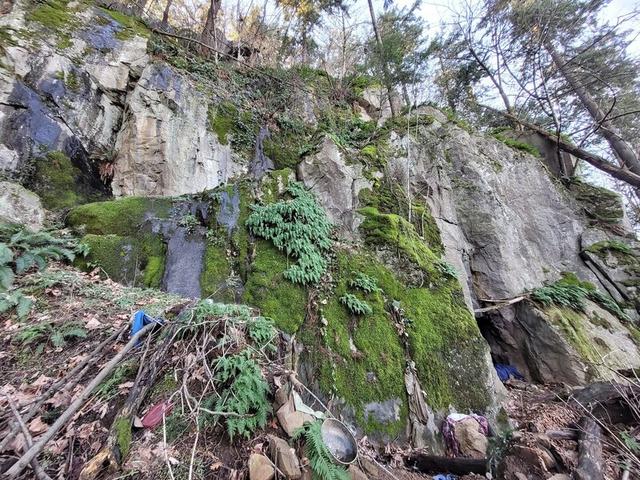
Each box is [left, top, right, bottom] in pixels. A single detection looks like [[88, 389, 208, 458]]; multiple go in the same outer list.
[[67, 197, 172, 236], [200, 243, 233, 301], [99, 7, 150, 39], [545, 306, 604, 371], [492, 132, 540, 157], [569, 178, 625, 225], [242, 241, 307, 333], [29, 151, 98, 210], [358, 206, 441, 275], [359, 183, 444, 255]]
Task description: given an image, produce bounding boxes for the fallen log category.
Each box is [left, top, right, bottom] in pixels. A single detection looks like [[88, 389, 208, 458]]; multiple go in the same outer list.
[[570, 382, 640, 425], [405, 453, 487, 475], [575, 417, 603, 480], [4, 322, 159, 479], [79, 318, 182, 479]]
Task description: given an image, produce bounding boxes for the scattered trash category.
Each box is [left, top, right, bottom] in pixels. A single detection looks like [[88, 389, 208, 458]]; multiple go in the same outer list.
[[130, 310, 164, 345], [442, 413, 489, 458], [320, 418, 358, 465], [433, 474, 457, 480], [141, 400, 174, 429], [495, 364, 524, 382]]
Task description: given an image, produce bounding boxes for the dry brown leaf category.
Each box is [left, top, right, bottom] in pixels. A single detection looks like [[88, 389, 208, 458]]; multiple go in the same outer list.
[[47, 438, 69, 455], [85, 317, 105, 330], [29, 417, 49, 435]]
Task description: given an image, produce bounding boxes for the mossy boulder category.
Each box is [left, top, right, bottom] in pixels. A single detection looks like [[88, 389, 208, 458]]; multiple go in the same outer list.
[[29, 151, 102, 210], [68, 197, 172, 287], [67, 197, 173, 236], [569, 178, 625, 225]]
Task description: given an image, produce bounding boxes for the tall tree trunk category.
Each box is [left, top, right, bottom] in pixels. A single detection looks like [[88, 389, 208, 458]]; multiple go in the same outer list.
[[545, 41, 640, 175], [201, 0, 223, 53], [468, 45, 512, 114], [160, 0, 173, 28], [366, 0, 397, 117]]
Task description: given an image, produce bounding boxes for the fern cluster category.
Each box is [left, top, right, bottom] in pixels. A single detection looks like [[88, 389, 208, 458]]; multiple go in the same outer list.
[[15, 321, 87, 354], [348, 273, 381, 293], [339, 293, 373, 316], [293, 421, 350, 480], [531, 280, 628, 321], [247, 315, 277, 351], [0, 224, 84, 319], [246, 182, 332, 285], [208, 351, 270, 440]]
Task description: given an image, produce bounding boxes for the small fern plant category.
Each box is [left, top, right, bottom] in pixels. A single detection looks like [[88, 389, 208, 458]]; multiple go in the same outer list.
[[208, 351, 270, 440], [0, 224, 82, 319], [246, 182, 332, 285], [340, 293, 373, 316], [293, 421, 350, 480], [531, 278, 628, 321], [348, 273, 381, 293]]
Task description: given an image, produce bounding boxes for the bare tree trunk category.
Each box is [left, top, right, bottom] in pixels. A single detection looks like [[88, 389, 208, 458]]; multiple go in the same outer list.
[[160, 0, 173, 28], [201, 0, 223, 53], [545, 41, 640, 175], [496, 107, 640, 189], [468, 45, 512, 114], [366, 0, 397, 117]]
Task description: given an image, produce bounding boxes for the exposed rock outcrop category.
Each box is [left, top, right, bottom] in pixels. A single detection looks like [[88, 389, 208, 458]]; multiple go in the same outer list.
[[111, 63, 244, 196], [298, 137, 371, 237], [0, 181, 45, 230]]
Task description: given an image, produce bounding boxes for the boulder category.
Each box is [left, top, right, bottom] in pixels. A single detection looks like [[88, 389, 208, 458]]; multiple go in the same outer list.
[[297, 137, 371, 238], [0, 181, 45, 231], [268, 435, 302, 479], [453, 417, 488, 459], [249, 454, 275, 480]]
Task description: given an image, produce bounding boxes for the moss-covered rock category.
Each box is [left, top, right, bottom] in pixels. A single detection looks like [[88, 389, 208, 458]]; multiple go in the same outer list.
[[67, 197, 173, 236], [68, 198, 172, 287], [358, 206, 441, 276], [242, 241, 307, 333], [569, 178, 625, 225], [302, 250, 493, 437], [29, 151, 97, 210]]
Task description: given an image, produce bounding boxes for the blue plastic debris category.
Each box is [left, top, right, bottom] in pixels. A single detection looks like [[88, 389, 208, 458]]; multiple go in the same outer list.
[[495, 363, 524, 382], [131, 310, 164, 345], [433, 474, 457, 480]]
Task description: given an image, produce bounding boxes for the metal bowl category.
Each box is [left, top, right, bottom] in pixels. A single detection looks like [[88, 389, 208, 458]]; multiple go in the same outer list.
[[320, 418, 358, 465]]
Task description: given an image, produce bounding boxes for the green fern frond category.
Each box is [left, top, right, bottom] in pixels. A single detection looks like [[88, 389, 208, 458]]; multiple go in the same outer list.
[[339, 293, 372, 316], [294, 421, 350, 480], [246, 182, 332, 285]]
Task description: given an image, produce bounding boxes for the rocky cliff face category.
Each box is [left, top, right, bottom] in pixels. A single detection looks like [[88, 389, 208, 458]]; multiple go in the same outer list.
[[3, 0, 640, 451]]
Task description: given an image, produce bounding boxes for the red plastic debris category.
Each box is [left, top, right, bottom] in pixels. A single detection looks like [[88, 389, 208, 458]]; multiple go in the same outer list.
[[141, 401, 174, 429]]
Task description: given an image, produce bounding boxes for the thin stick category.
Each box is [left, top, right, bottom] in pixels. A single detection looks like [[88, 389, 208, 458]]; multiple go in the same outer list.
[[0, 325, 126, 452], [4, 322, 158, 479], [162, 411, 176, 480], [4, 394, 53, 480]]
